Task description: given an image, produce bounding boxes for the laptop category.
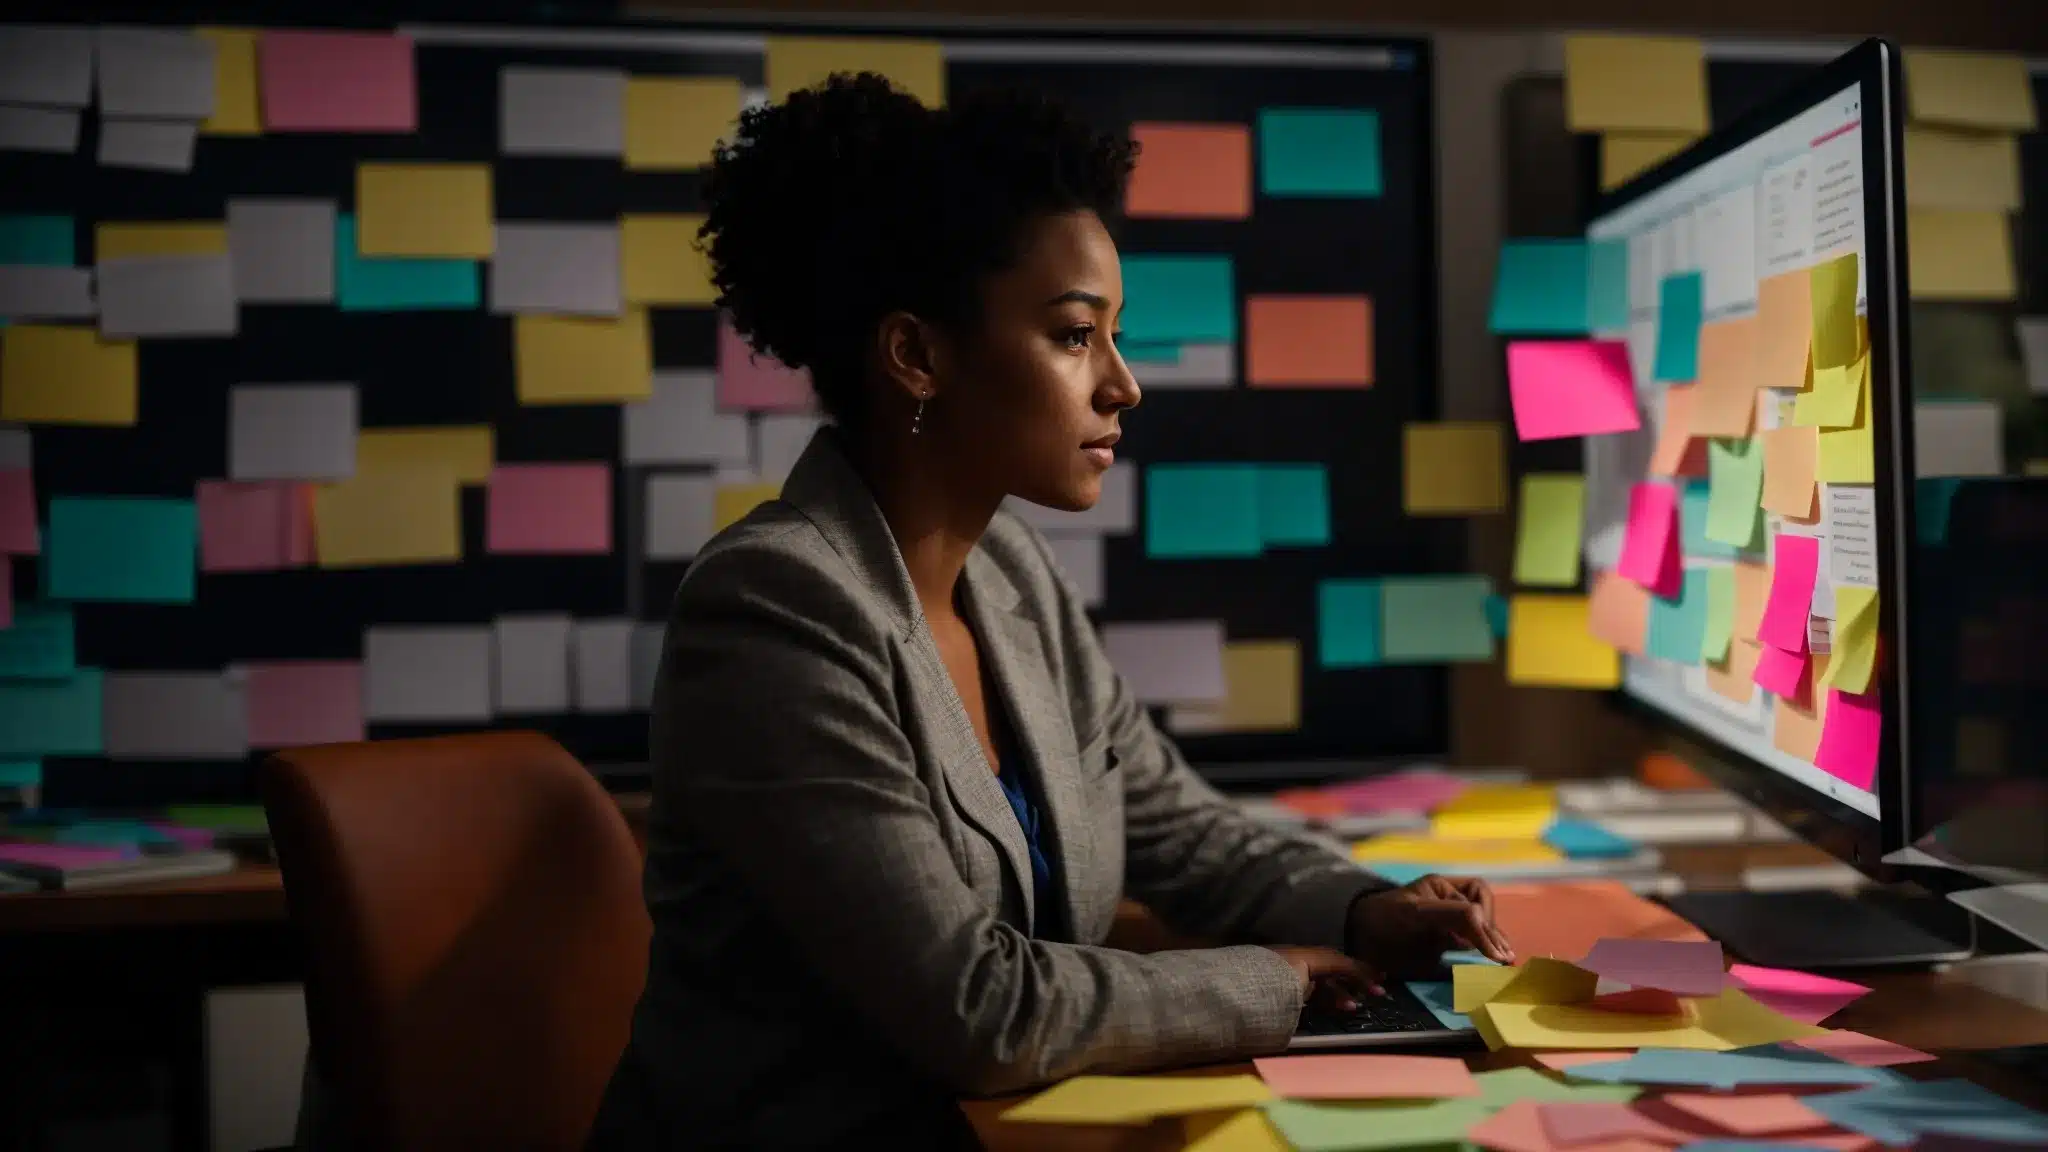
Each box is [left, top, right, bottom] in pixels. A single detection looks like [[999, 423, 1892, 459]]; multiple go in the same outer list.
[[1289, 975, 1477, 1050]]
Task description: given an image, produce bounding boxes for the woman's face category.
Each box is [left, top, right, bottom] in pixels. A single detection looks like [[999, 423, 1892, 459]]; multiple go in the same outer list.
[[930, 209, 1141, 513]]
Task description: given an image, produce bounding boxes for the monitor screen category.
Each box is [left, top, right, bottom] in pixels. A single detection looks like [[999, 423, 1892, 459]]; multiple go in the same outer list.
[[1585, 82, 1882, 820]]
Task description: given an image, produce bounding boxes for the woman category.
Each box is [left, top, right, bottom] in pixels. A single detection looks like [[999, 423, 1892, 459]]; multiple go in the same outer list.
[[589, 73, 1515, 1149]]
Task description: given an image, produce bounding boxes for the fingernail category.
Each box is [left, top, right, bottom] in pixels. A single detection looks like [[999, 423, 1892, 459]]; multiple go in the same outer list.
[[1339, 997, 1358, 1011]]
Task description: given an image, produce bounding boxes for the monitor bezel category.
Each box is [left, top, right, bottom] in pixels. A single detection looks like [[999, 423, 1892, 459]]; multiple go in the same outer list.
[[1591, 37, 1913, 877]]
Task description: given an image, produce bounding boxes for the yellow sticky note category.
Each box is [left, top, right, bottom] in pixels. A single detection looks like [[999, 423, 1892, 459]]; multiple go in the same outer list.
[[1493, 957, 1600, 1007], [1169, 641, 1301, 734], [1909, 210, 2017, 301], [625, 77, 741, 172], [1452, 965, 1521, 1013], [312, 467, 463, 568], [1905, 126, 2021, 212], [0, 326, 139, 426], [95, 222, 227, 260], [1352, 835, 1562, 866], [1905, 49, 2038, 132], [355, 426, 495, 486], [2027, 460, 2048, 477], [197, 28, 261, 136], [1507, 594, 1620, 689], [1403, 422, 1505, 516], [1822, 587, 1879, 695], [1184, 1109, 1288, 1152], [621, 214, 716, 305], [1001, 1074, 1272, 1125], [1818, 369, 1875, 485], [1807, 252, 1860, 371], [713, 482, 781, 533], [1563, 35, 1709, 134], [355, 163, 494, 259], [1487, 987, 1827, 1052], [1599, 131, 1700, 189], [514, 311, 653, 405], [766, 36, 946, 107], [1431, 783, 1556, 840], [1513, 475, 1585, 588], [1793, 354, 1865, 429]]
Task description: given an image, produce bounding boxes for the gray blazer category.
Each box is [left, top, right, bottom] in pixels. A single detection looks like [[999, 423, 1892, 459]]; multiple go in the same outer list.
[[590, 431, 1386, 1148]]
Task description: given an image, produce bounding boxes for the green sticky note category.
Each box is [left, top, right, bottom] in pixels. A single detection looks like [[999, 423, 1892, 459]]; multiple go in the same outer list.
[[0, 760, 41, 788], [46, 497, 198, 603], [1647, 568, 1711, 663], [1257, 107, 1382, 197], [1513, 474, 1585, 586], [0, 667, 103, 758], [1380, 575, 1495, 663], [1680, 479, 1737, 559], [1264, 1097, 1492, 1152], [0, 603, 76, 679], [0, 214, 77, 266], [1702, 565, 1737, 662], [1489, 239, 1590, 334], [336, 214, 479, 311], [163, 804, 270, 832], [1703, 439, 1764, 549], [1472, 1067, 1639, 1107], [1120, 254, 1236, 345], [1145, 463, 1261, 558], [1318, 578, 1382, 668], [1259, 464, 1331, 547]]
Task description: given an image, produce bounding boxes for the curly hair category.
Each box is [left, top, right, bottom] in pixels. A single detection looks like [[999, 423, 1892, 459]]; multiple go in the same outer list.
[[698, 72, 1137, 429]]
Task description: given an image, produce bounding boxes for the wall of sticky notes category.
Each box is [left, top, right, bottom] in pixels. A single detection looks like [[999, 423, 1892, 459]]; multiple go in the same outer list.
[[0, 21, 1446, 804]]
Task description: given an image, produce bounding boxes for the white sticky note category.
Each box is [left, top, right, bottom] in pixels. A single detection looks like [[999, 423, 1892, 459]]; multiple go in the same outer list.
[[97, 117, 197, 172], [1129, 342, 1236, 389], [492, 614, 572, 714], [488, 223, 623, 316], [2020, 318, 2048, 397], [500, 66, 625, 156], [1099, 620, 1227, 704], [572, 619, 635, 713], [363, 626, 493, 723], [96, 254, 236, 338], [102, 671, 249, 760], [621, 370, 751, 466], [0, 267, 95, 320], [0, 106, 82, 154], [230, 384, 358, 481], [96, 28, 217, 119], [755, 414, 823, 480], [228, 198, 337, 304], [0, 26, 94, 107], [1004, 461, 1136, 537], [1046, 534, 1106, 608], [1914, 400, 2004, 478], [0, 429, 31, 470], [631, 622, 665, 709], [644, 473, 717, 561]]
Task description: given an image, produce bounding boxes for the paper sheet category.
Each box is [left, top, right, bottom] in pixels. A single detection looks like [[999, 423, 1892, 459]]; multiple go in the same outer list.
[[45, 497, 197, 603], [625, 76, 741, 171], [1252, 1054, 1477, 1100], [488, 223, 622, 316], [515, 312, 653, 405], [621, 214, 715, 306], [240, 661, 364, 747], [485, 463, 611, 555], [1145, 463, 1262, 558], [228, 198, 336, 304], [1403, 422, 1506, 515], [258, 30, 416, 132], [1513, 475, 1586, 587], [196, 27, 261, 136], [312, 466, 461, 568], [1490, 239, 1590, 334], [1258, 107, 1382, 197], [1099, 621, 1227, 704], [499, 66, 625, 157], [1563, 34, 1709, 133], [1378, 575, 1495, 663], [1244, 294, 1372, 387], [1126, 122, 1252, 218], [362, 625, 491, 723], [1318, 579, 1382, 667], [1506, 340, 1640, 440], [622, 370, 751, 466], [764, 36, 944, 107], [355, 163, 492, 259]]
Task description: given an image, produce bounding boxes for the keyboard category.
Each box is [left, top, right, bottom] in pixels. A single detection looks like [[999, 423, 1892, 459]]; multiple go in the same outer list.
[[1295, 982, 1446, 1038]]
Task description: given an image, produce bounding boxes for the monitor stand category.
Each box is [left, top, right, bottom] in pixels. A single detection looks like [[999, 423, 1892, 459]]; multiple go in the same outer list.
[[1663, 889, 1975, 969]]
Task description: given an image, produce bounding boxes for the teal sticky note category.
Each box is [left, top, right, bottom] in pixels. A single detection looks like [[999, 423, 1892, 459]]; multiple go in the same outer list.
[[1484, 593, 1510, 638], [1379, 575, 1495, 663], [0, 667, 103, 758], [1489, 239, 1589, 334], [1119, 341, 1181, 364], [1653, 271, 1705, 381], [0, 760, 39, 788], [46, 497, 198, 603], [54, 819, 178, 847], [1545, 817, 1640, 859], [1679, 479, 1736, 559], [335, 215, 480, 311], [1363, 862, 1434, 886], [1145, 463, 1261, 558], [1120, 254, 1235, 345], [1257, 107, 1382, 197], [1587, 237, 1629, 331], [1404, 980, 1474, 1030], [1647, 568, 1711, 663], [0, 215, 76, 266], [1318, 579, 1382, 668], [1258, 464, 1330, 547], [0, 603, 76, 679]]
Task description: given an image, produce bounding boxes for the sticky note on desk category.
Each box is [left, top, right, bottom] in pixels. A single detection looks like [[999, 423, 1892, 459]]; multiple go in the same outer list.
[[626, 76, 740, 171], [1127, 122, 1251, 219], [1432, 782, 1555, 840], [1653, 272, 1705, 382], [1403, 422, 1505, 515], [1121, 255, 1235, 345], [335, 215, 477, 311], [1379, 576, 1494, 663], [1266, 1096, 1491, 1152], [1002, 1073, 1271, 1124], [1506, 340, 1640, 441], [1257, 107, 1382, 197], [1704, 438, 1764, 550], [1581, 937, 1726, 996], [765, 36, 944, 107], [1513, 474, 1585, 587], [1507, 595, 1619, 689], [1563, 34, 1709, 133], [258, 30, 416, 132], [1146, 463, 1261, 558], [1251, 1054, 1477, 1100], [1904, 49, 2038, 132], [516, 312, 653, 405], [1245, 295, 1372, 387], [46, 497, 197, 603], [1257, 464, 1330, 547], [355, 163, 492, 258], [1489, 239, 1588, 334], [313, 467, 462, 568]]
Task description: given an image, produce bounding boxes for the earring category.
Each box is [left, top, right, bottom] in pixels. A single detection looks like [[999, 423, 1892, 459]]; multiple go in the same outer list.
[[911, 393, 927, 435]]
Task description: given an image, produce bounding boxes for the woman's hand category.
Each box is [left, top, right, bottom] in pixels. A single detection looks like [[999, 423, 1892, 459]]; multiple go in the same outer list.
[[1268, 946, 1383, 1012], [1345, 874, 1516, 980]]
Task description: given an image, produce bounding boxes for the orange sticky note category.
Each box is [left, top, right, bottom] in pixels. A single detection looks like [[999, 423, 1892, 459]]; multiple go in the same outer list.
[[1246, 295, 1373, 387], [1492, 879, 1708, 962], [1588, 570, 1650, 656], [1692, 315, 1761, 436], [1773, 653, 1832, 761], [1761, 426, 1819, 519], [1663, 1093, 1830, 1137], [1250, 1054, 1478, 1101], [1127, 123, 1251, 220], [1708, 640, 1763, 704], [1756, 269, 1813, 392], [1649, 384, 1707, 476], [1732, 560, 1771, 642]]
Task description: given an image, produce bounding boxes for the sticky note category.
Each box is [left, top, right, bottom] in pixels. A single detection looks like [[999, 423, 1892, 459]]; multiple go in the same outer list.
[[1757, 535, 1819, 652], [95, 28, 216, 120], [363, 626, 491, 723], [1257, 464, 1330, 547], [758, 414, 822, 480], [1906, 125, 2022, 211], [1584, 238, 1629, 331], [1168, 641, 1301, 734], [1616, 483, 1680, 598], [1380, 576, 1494, 663], [1507, 595, 1619, 689], [1588, 569, 1650, 655], [0, 468, 35, 554], [1650, 386, 1706, 477], [0, 667, 103, 758], [196, 28, 260, 135], [625, 76, 740, 171], [1647, 569, 1710, 664], [241, 660, 365, 748], [1581, 937, 1725, 996], [1755, 642, 1812, 708], [1403, 422, 1505, 515], [1126, 342, 1234, 389], [1755, 268, 1812, 390], [621, 214, 715, 305], [102, 672, 249, 761], [1355, 834, 1558, 866], [1806, 252, 1860, 369], [98, 118, 196, 172], [1505, 340, 1639, 441], [1252, 1054, 1476, 1101], [1512, 475, 1585, 587], [1662, 1092, 1830, 1138], [1486, 987, 1826, 1052], [0, 604, 74, 679], [1693, 316, 1760, 436], [485, 463, 612, 554], [1813, 687, 1881, 788], [1432, 783, 1554, 840], [1600, 131, 1699, 189], [1101, 621, 1227, 704], [257, 30, 416, 132], [625, 370, 751, 467], [765, 36, 944, 107], [1489, 239, 1589, 334], [492, 615, 572, 713], [44, 497, 196, 603], [1127, 122, 1251, 218], [572, 619, 635, 713], [313, 467, 462, 568], [716, 314, 812, 412], [1704, 439, 1764, 549], [1760, 429, 1820, 522], [1245, 295, 1372, 387], [712, 482, 780, 533], [488, 223, 622, 316], [197, 480, 313, 573], [229, 198, 336, 304], [356, 426, 493, 486], [0, 215, 75, 266], [1651, 272, 1706, 383], [1257, 107, 1382, 197], [1916, 399, 2004, 478], [95, 253, 236, 338], [1678, 480, 1733, 560], [355, 163, 492, 259], [1544, 818, 1637, 859], [1818, 369, 1874, 485], [1794, 353, 1864, 428], [1563, 34, 1709, 133], [1909, 209, 2018, 301], [1003, 1074, 1271, 1125], [0, 761, 41, 788], [95, 222, 225, 260], [1121, 255, 1236, 344], [1791, 1029, 1934, 1068], [1318, 579, 1382, 668], [499, 67, 624, 158], [230, 384, 357, 482], [1484, 594, 1509, 638], [334, 215, 478, 311], [1904, 49, 2038, 131], [0, 106, 80, 154], [1181, 1110, 1285, 1151], [1145, 464, 1260, 558], [515, 311, 653, 405], [1727, 964, 1870, 1027], [0, 25, 93, 107], [1701, 567, 1736, 663]]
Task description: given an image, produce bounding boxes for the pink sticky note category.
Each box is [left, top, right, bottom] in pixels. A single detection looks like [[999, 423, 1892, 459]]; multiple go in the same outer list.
[[147, 822, 217, 851], [199, 481, 312, 573], [1660, 1092, 1831, 1137], [1753, 643, 1811, 703], [1814, 688, 1881, 789], [1507, 340, 1642, 441], [1758, 535, 1820, 651], [1791, 1028, 1934, 1067], [1467, 1099, 1672, 1152], [485, 463, 612, 554], [1326, 768, 1469, 815], [0, 468, 37, 554], [259, 31, 417, 132], [1728, 964, 1870, 1026], [1252, 1054, 1477, 1100], [1578, 937, 1727, 997], [0, 564, 11, 628], [1616, 483, 1681, 598], [1538, 1101, 1657, 1145], [0, 842, 129, 869], [242, 661, 366, 749], [1588, 987, 1687, 1015], [717, 315, 814, 412]]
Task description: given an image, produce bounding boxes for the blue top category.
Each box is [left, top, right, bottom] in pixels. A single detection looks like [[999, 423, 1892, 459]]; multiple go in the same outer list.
[[996, 760, 1060, 940]]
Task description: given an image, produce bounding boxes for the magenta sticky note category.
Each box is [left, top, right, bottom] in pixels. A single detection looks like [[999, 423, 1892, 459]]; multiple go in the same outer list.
[[0, 842, 129, 869], [1757, 535, 1819, 651], [716, 315, 814, 413], [1616, 482, 1681, 598], [242, 660, 365, 749], [485, 463, 612, 554], [1578, 937, 1727, 996], [1537, 1100, 1655, 1146], [0, 468, 37, 554], [1327, 768, 1469, 815], [1728, 964, 1870, 1026], [147, 822, 217, 850], [199, 480, 313, 573], [1814, 688, 1881, 789], [1506, 340, 1642, 441], [0, 569, 11, 629], [259, 31, 417, 132], [1753, 643, 1810, 702]]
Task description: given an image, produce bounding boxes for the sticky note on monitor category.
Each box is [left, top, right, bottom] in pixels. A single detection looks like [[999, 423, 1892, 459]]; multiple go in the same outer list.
[[1653, 272, 1705, 382], [1703, 438, 1765, 550], [1146, 463, 1261, 558], [1647, 569, 1711, 664], [1380, 576, 1495, 664], [1246, 295, 1372, 387], [257, 29, 416, 132], [1507, 595, 1619, 688], [1257, 107, 1382, 197], [1404, 422, 1505, 516], [1126, 122, 1250, 219], [45, 497, 197, 603], [626, 76, 740, 171]]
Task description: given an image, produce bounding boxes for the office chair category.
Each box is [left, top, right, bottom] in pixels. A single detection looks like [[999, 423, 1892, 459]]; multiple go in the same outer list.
[[261, 732, 650, 1151]]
